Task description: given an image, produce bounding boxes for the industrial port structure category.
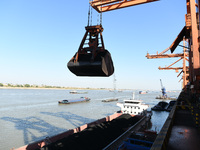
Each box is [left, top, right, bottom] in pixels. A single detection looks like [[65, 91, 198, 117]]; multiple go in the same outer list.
[[90, 0, 199, 95], [15, 1, 200, 150], [89, 0, 200, 150]]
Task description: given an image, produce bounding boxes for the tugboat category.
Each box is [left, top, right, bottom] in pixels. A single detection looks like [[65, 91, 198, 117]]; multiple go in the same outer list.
[[117, 93, 149, 115]]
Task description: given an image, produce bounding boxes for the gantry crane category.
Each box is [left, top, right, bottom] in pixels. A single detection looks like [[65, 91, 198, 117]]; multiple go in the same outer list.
[[90, 0, 200, 97], [68, 0, 200, 97], [68, 0, 158, 77], [146, 38, 189, 91]]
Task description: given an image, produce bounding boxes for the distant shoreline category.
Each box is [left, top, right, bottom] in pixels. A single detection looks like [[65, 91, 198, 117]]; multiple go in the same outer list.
[[0, 86, 107, 90]]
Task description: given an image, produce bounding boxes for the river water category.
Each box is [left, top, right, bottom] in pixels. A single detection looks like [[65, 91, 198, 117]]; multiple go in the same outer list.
[[0, 89, 180, 150]]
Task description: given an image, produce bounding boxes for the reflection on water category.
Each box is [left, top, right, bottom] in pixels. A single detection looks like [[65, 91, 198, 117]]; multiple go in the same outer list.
[[0, 89, 180, 150]]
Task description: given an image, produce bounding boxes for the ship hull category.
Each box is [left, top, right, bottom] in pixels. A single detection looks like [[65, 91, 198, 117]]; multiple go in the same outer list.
[[16, 113, 125, 150]]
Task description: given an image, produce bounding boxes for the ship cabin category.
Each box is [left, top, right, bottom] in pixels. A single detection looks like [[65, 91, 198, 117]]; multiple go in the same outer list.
[[117, 99, 149, 116]]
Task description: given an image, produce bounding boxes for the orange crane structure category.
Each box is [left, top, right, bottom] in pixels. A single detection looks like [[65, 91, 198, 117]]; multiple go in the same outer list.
[[17, 1, 200, 150], [88, 2, 200, 149], [90, 0, 158, 12], [89, 0, 200, 97], [146, 39, 189, 91]]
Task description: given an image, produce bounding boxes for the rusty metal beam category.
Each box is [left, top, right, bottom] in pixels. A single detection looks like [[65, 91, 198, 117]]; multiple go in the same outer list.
[[167, 57, 183, 68], [177, 70, 183, 77], [182, 37, 187, 90], [190, 0, 200, 75], [158, 67, 184, 70], [146, 53, 187, 59], [178, 78, 183, 82], [158, 66, 189, 70], [170, 26, 188, 53], [90, 0, 159, 12], [185, 0, 200, 94], [90, 0, 122, 7]]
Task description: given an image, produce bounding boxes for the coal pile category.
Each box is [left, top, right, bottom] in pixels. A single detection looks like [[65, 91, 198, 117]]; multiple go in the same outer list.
[[39, 114, 140, 150]]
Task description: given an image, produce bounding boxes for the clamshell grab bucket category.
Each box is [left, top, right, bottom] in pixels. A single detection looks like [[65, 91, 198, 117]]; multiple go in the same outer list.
[[67, 50, 114, 76], [67, 25, 114, 77]]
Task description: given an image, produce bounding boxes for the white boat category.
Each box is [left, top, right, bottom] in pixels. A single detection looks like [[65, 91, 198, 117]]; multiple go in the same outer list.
[[117, 93, 149, 115]]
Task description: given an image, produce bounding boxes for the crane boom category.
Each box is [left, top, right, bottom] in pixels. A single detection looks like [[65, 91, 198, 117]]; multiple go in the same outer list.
[[90, 0, 159, 13]]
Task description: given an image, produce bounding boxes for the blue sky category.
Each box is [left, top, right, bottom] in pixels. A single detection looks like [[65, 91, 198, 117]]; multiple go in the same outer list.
[[0, 0, 186, 90]]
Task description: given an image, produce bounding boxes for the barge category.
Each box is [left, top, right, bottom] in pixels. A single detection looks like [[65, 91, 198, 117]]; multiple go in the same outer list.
[[151, 101, 168, 111], [155, 95, 177, 100], [16, 113, 149, 150], [102, 98, 118, 102], [58, 97, 90, 104], [69, 91, 88, 94]]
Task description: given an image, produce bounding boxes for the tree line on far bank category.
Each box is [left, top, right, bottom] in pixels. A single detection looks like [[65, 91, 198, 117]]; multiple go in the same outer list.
[[0, 83, 105, 90], [0, 83, 63, 88]]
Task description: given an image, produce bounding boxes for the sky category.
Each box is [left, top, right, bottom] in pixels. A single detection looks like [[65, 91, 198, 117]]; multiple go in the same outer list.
[[0, 0, 186, 90]]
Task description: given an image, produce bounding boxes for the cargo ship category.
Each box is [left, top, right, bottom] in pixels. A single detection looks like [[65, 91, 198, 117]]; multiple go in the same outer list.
[[16, 113, 152, 150]]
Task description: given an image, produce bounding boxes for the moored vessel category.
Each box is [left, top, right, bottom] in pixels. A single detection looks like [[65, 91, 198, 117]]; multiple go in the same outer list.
[[15, 113, 143, 150], [117, 93, 149, 115], [155, 95, 177, 100], [151, 101, 168, 111]]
